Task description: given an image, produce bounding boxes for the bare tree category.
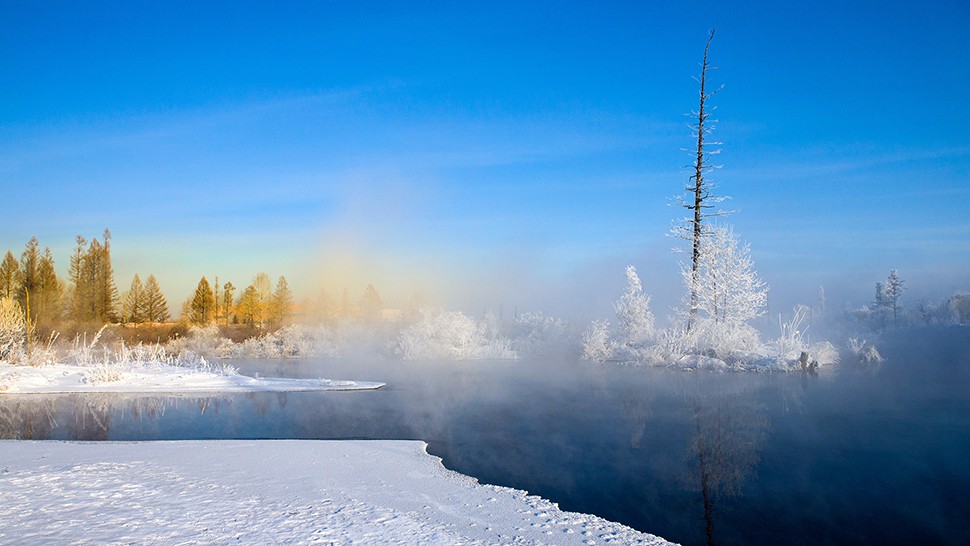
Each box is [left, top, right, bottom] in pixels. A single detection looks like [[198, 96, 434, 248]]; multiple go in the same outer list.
[[676, 30, 730, 333]]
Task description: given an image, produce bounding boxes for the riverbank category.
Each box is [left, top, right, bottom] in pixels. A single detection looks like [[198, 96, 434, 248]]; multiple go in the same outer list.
[[0, 440, 673, 545]]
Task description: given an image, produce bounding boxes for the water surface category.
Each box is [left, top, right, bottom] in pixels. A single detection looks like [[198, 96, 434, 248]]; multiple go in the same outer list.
[[2, 326, 968, 545]]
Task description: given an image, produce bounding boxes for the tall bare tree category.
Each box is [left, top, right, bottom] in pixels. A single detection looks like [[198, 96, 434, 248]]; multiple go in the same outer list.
[[677, 30, 730, 333]]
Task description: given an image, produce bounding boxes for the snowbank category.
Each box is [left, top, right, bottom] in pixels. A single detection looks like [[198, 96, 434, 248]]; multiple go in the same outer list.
[[0, 364, 384, 394], [0, 440, 674, 545]]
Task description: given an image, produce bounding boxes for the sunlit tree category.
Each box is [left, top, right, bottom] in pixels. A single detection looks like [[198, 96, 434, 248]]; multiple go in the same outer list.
[[189, 276, 215, 324], [0, 251, 18, 300], [122, 274, 146, 323], [268, 276, 294, 327], [221, 281, 235, 324], [143, 274, 170, 323]]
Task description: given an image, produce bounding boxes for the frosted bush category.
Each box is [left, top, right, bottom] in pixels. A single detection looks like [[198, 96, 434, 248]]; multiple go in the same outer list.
[[168, 324, 234, 359], [581, 320, 615, 362], [396, 308, 515, 360], [0, 298, 26, 363], [848, 338, 883, 363], [511, 312, 572, 357]]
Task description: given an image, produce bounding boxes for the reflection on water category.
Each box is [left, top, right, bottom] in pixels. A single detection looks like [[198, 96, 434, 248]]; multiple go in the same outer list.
[[1, 326, 968, 546]]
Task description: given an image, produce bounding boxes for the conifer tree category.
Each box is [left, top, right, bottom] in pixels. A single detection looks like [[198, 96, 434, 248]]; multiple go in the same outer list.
[[98, 229, 119, 322], [17, 237, 40, 323], [884, 269, 905, 327], [122, 274, 146, 323], [189, 276, 215, 324], [0, 251, 18, 299], [359, 284, 383, 322], [222, 281, 236, 324], [269, 276, 294, 327], [213, 275, 221, 324], [36, 247, 62, 326], [143, 274, 170, 323], [235, 285, 260, 326], [222, 281, 235, 324], [68, 235, 87, 321]]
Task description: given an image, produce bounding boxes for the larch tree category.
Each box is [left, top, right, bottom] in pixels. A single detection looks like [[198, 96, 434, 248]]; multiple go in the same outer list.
[[221, 281, 235, 324], [17, 237, 40, 324], [213, 275, 221, 324], [359, 284, 383, 322], [97, 229, 120, 322], [252, 273, 272, 327], [269, 276, 293, 327], [675, 30, 730, 333], [189, 276, 215, 325], [122, 274, 146, 323], [36, 247, 62, 326], [235, 285, 260, 326], [0, 251, 19, 300], [143, 274, 170, 323]]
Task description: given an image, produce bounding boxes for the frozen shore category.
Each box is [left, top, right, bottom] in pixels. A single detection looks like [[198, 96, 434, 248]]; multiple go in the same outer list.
[[0, 364, 384, 394], [0, 440, 674, 545]]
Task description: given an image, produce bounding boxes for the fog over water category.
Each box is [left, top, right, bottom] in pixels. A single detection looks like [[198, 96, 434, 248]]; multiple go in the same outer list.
[[3, 326, 968, 545]]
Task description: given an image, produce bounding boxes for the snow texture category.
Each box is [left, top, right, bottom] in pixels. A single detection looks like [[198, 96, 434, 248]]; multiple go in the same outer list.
[[0, 364, 384, 394], [0, 440, 675, 546]]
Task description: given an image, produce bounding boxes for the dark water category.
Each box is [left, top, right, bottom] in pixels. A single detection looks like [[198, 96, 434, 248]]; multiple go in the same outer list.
[[2, 326, 968, 545]]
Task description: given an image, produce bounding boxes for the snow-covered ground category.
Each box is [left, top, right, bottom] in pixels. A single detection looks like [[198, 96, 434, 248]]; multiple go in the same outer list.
[[0, 364, 384, 394], [0, 440, 674, 545]]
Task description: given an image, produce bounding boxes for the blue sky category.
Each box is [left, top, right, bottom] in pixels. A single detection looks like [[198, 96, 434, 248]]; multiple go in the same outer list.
[[1, 1, 968, 319]]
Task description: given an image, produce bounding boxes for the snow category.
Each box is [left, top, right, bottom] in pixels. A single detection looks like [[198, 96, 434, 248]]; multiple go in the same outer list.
[[0, 364, 384, 394], [0, 440, 675, 545]]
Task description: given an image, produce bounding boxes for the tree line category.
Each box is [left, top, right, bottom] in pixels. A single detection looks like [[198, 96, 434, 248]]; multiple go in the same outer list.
[[0, 229, 392, 334]]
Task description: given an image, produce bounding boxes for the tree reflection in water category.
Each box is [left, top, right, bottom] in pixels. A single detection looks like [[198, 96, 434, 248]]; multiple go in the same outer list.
[[687, 393, 768, 546], [0, 394, 231, 440]]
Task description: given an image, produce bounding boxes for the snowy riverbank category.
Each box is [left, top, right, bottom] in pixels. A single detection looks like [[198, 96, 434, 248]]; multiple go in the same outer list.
[[0, 440, 674, 545], [0, 364, 384, 394]]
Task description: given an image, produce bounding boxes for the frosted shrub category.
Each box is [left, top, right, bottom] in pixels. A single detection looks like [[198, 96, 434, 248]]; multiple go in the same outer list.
[[0, 298, 26, 363], [581, 320, 615, 362], [848, 338, 883, 363], [168, 324, 234, 359], [511, 312, 572, 357], [396, 308, 514, 360]]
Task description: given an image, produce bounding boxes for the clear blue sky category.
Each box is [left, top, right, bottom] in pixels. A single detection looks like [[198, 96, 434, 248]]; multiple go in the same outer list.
[[1, 1, 968, 319]]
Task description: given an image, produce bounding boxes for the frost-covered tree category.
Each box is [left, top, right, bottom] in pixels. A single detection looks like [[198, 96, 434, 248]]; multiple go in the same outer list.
[[675, 30, 730, 333], [122, 274, 146, 323], [0, 251, 18, 300], [189, 276, 215, 325], [143, 274, 169, 323], [687, 225, 767, 325], [884, 269, 905, 327], [614, 266, 655, 347]]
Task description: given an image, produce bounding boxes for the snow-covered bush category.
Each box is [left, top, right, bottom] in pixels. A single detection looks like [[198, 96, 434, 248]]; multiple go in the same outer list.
[[0, 298, 26, 363], [848, 338, 883, 363], [396, 308, 514, 360], [510, 312, 572, 357], [166, 324, 235, 359], [581, 320, 615, 362]]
